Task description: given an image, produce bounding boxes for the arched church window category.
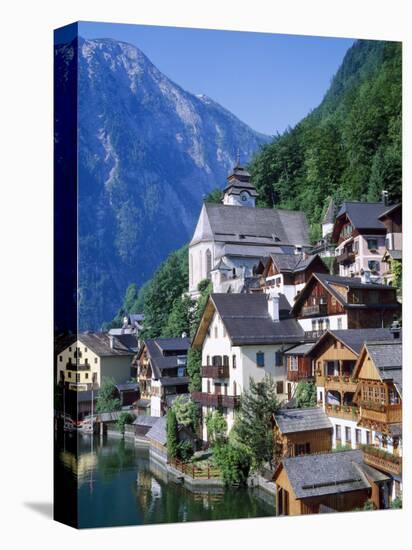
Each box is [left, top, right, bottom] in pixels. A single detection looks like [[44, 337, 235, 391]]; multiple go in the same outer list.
[[206, 249, 212, 280]]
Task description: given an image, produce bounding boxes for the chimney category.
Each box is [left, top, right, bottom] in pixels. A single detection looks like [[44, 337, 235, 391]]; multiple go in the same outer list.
[[109, 334, 114, 350], [381, 190, 389, 206], [268, 290, 280, 322], [181, 331, 187, 339], [360, 269, 371, 284], [390, 319, 401, 340]]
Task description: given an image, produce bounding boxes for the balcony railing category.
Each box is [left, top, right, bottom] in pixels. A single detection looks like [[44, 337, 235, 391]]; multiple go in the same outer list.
[[201, 365, 230, 379], [359, 403, 402, 425], [66, 363, 91, 371], [301, 303, 328, 317], [336, 250, 356, 265], [192, 392, 223, 407], [191, 392, 240, 409], [362, 445, 402, 476], [326, 403, 359, 421], [324, 375, 358, 392]]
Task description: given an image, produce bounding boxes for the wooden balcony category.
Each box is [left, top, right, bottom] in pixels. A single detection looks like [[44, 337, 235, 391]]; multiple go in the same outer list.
[[362, 445, 402, 476], [201, 365, 230, 379], [324, 375, 358, 393], [221, 395, 240, 408], [336, 249, 356, 265], [66, 362, 90, 371], [326, 403, 360, 421], [287, 370, 313, 382], [301, 303, 328, 317], [359, 403, 402, 425], [191, 392, 223, 407]]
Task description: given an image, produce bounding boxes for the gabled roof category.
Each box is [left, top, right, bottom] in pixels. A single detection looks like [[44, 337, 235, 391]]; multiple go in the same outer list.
[[353, 340, 402, 397], [142, 337, 190, 379], [308, 328, 400, 357], [378, 203, 402, 221], [193, 293, 304, 348], [336, 201, 388, 230], [291, 273, 397, 315], [191, 203, 310, 247], [284, 342, 316, 356], [267, 253, 327, 275], [274, 407, 332, 434], [77, 332, 135, 357], [146, 416, 167, 446], [277, 450, 372, 499], [382, 249, 402, 261]]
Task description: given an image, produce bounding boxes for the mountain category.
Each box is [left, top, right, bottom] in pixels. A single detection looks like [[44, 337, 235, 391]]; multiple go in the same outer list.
[[54, 37, 270, 330], [249, 40, 401, 241]]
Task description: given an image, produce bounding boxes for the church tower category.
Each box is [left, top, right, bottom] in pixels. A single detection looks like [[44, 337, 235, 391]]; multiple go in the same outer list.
[[222, 164, 258, 207]]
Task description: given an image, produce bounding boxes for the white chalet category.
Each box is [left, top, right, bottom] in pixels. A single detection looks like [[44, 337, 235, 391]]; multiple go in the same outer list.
[[192, 292, 304, 441], [188, 165, 311, 298]]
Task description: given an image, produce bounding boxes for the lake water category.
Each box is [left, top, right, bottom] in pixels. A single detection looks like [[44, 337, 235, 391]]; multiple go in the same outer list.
[[54, 432, 276, 529]]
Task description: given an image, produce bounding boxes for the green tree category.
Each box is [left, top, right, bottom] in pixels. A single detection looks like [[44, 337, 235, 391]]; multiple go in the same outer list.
[[205, 410, 228, 446], [204, 188, 222, 203], [187, 348, 202, 392], [95, 378, 121, 412], [390, 259, 402, 290], [295, 380, 317, 408], [213, 442, 252, 486], [166, 408, 179, 460], [172, 396, 198, 430], [116, 412, 134, 435], [390, 496, 402, 509], [234, 376, 280, 471], [192, 279, 213, 336], [162, 294, 195, 338]]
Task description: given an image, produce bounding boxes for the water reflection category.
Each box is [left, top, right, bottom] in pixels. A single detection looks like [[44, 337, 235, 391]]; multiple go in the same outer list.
[[55, 432, 275, 529]]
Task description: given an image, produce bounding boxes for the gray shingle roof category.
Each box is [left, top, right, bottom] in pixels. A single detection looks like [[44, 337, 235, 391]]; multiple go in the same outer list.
[[365, 341, 402, 396], [211, 293, 304, 345], [146, 416, 167, 446], [144, 338, 190, 379], [281, 450, 371, 499], [328, 328, 401, 355], [384, 249, 402, 261], [284, 342, 315, 356], [159, 376, 190, 386], [275, 407, 332, 434], [204, 203, 310, 246], [377, 203, 401, 220], [78, 332, 135, 357], [115, 382, 138, 392], [133, 415, 159, 427], [336, 202, 388, 230]]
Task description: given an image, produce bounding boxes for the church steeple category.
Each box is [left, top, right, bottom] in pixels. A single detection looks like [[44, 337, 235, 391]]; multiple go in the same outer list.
[[222, 163, 258, 207]]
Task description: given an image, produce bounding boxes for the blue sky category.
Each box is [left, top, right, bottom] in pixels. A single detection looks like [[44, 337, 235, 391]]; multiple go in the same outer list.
[[78, 21, 355, 135]]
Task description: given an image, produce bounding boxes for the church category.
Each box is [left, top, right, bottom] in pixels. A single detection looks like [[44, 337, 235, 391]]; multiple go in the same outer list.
[[188, 164, 311, 298]]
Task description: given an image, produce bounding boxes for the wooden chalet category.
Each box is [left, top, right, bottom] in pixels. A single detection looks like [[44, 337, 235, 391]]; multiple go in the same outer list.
[[273, 407, 332, 464], [353, 336, 402, 482], [274, 450, 391, 515], [290, 273, 401, 339], [258, 253, 329, 290]]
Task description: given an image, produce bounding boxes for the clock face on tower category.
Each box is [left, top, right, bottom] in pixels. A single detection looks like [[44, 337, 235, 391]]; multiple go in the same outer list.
[[240, 191, 249, 202]]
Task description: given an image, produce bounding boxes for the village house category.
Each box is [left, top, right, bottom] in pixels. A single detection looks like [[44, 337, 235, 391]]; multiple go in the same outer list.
[[256, 252, 329, 306], [191, 292, 305, 441], [283, 342, 315, 400], [135, 337, 191, 417], [332, 199, 400, 280], [290, 272, 401, 339], [188, 164, 311, 298], [307, 327, 400, 451], [56, 332, 136, 421], [273, 407, 333, 464], [353, 337, 402, 501], [378, 203, 402, 287], [274, 449, 392, 515], [109, 313, 144, 342]]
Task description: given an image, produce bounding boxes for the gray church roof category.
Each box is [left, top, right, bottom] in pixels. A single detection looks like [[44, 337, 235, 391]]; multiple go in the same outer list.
[[200, 203, 310, 247], [275, 407, 332, 434]]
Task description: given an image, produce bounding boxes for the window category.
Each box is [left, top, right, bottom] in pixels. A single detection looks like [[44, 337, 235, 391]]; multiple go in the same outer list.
[[295, 443, 310, 456], [223, 356, 229, 367], [345, 427, 352, 444], [319, 391, 323, 404], [177, 367, 185, 377], [94, 357, 98, 364], [335, 424, 341, 442], [256, 352, 265, 367], [275, 351, 283, 367], [206, 355, 210, 366], [325, 319, 330, 330], [67, 372, 71, 379], [207, 380, 211, 393], [84, 347, 88, 353], [232, 355, 236, 369], [337, 318, 343, 330], [59, 356, 62, 362], [276, 381, 284, 394], [214, 326, 218, 338], [290, 356, 298, 371], [368, 261, 380, 273], [365, 431, 371, 445], [69, 347, 72, 352], [367, 238, 378, 251], [312, 320, 316, 331], [382, 435, 388, 449], [76, 373, 80, 383], [85, 373, 89, 380], [356, 429, 362, 446], [318, 319, 324, 331], [85, 358, 88, 364]]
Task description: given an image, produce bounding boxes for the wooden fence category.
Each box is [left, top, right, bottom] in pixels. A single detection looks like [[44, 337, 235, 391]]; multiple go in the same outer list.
[[170, 458, 221, 479]]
